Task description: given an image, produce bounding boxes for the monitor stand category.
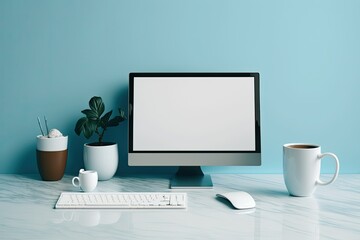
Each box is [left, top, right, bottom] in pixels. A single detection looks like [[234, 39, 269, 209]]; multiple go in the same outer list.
[[170, 166, 213, 189]]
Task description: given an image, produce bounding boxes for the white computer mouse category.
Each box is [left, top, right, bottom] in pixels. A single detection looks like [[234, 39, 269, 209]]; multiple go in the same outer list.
[[216, 191, 256, 209]]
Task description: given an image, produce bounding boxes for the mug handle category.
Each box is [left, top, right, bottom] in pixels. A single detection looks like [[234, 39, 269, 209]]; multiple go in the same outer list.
[[316, 152, 340, 186], [72, 177, 80, 188]]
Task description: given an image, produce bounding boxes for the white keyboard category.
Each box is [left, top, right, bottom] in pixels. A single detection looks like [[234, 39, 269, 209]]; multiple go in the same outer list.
[[55, 192, 187, 209]]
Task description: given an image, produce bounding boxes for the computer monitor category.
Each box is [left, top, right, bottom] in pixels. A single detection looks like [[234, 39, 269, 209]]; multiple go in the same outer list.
[[128, 73, 261, 188]]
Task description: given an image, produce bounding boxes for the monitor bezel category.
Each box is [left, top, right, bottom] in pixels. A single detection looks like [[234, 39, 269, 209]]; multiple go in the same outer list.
[[128, 72, 261, 166]]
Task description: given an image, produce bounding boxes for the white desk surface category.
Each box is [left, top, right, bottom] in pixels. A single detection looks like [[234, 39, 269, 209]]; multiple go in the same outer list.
[[0, 174, 359, 240]]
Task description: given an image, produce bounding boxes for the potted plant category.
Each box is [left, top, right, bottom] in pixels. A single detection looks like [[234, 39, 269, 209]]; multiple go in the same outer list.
[[75, 96, 126, 180]]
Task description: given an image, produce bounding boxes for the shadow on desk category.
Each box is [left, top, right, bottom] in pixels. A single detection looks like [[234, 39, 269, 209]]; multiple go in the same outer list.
[[251, 188, 289, 197]]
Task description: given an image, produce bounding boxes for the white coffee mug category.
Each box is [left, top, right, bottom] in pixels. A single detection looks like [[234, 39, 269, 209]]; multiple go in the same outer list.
[[72, 169, 98, 192], [283, 143, 340, 197]]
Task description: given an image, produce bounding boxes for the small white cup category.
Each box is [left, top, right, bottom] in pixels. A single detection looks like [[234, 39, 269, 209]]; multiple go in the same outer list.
[[72, 169, 98, 192], [283, 143, 340, 197]]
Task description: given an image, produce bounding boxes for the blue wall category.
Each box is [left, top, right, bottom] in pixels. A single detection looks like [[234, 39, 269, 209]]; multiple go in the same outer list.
[[1, 0, 359, 174]]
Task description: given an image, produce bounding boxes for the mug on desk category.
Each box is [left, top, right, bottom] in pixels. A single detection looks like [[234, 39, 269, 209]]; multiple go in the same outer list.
[[283, 143, 340, 197], [72, 169, 98, 192], [36, 135, 68, 181]]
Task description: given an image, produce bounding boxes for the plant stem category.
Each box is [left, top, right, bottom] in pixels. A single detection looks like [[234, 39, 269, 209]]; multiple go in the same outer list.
[[96, 127, 106, 143], [95, 128, 101, 143]]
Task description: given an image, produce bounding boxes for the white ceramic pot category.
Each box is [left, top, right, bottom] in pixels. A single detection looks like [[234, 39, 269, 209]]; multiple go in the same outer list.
[[83, 143, 118, 181]]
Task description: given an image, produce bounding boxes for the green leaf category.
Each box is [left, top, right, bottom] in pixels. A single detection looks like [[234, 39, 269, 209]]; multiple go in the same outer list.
[[74, 117, 87, 136], [74, 117, 98, 139], [107, 116, 124, 127], [118, 108, 127, 120], [83, 127, 92, 139], [89, 96, 105, 117], [107, 117, 119, 127], [105, 108, 126, 127], [81, 109, 98, 120], [83, 120, 97, 139], [100, 110, 113, 128]]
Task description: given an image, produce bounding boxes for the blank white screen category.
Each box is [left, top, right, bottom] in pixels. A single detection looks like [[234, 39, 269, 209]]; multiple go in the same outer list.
[[133, 76, 256, 151]]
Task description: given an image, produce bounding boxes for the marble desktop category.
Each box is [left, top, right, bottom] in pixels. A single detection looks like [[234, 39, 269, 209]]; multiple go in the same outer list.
[[0, 174, 359, 240]]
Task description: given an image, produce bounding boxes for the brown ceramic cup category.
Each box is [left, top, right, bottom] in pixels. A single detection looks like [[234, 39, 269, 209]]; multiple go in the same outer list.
[[36, 135, 68, 181]]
